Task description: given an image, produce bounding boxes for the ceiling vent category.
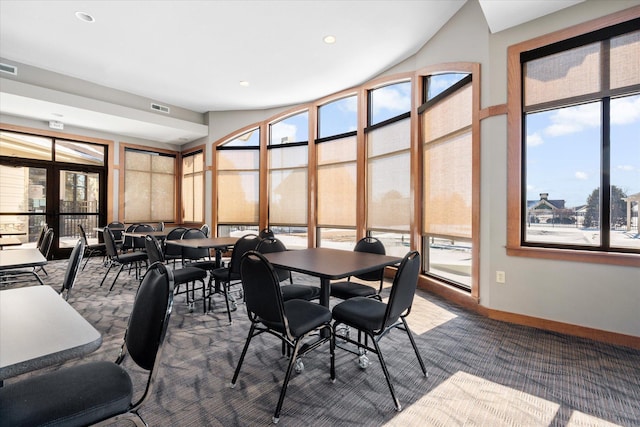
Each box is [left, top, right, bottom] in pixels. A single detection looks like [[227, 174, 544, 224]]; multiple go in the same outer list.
[[0, 63, 18, 75], [150, 103, 170, 114]]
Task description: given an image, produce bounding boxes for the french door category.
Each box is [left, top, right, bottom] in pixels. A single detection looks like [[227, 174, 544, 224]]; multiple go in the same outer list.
[[0, 131, 107, 259]]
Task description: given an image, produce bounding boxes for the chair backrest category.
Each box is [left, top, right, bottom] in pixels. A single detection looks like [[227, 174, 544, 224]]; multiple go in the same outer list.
[[78, 224, 89, 245], [255, 237, 291, 283], [60, 239, 85, 300], [383, 251, 421, 329], [35, 224, 48, 247], [181, 228, 209, 260], [240, 251, 287, 331], [259, 228, 274, 239], [39, 228, 54, 259], [164, 227, 188, 257], [107, 222, 125, 241], [156, 222, 165, 231], [121, 224, 138, 251], [133, 224, 154, 249], [145, 235, 165, 264], [124, 261, 174, 377], [200, 223, 210, 237], [353, 237, 386, 282], [102, 227, 120, 259], [229, 234, 261, 275]]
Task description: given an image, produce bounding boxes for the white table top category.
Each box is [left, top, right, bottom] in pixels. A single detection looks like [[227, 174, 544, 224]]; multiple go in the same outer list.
[[0, 248, 46, 270], [0, 285, 102, 380]]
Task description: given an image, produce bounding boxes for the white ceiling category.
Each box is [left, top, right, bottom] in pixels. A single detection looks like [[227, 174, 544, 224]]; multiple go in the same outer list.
[[0, 0, 583, 144]]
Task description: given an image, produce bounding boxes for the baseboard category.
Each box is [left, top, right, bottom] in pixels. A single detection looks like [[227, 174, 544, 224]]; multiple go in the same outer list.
[[416, 276, 640, 351]]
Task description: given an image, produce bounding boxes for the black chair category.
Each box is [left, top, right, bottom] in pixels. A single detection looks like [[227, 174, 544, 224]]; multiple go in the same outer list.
[[156, 221, 165, 231], [145, 234, 207, 313], [35, 224, 48, 248], [256, 237, 320, 301], [203, 234, 261, 323], [230, 251, 335, 424], [331, 251, 427, 411], [106, 221, 125, 249], [181, 228, 210, 264], [200, 223, 210, 237], [330, 236, 386, 301], [259, 228, 275, 239], [59, 238, 85, 300], [35, 228, 54, 276], [164, 226, 188, 266], [78, 224, 106, 270], [120, 224, 138, 253], [132, 223, 154, 251], [0, 262, 174, 427], [100, 227, 148, 292]]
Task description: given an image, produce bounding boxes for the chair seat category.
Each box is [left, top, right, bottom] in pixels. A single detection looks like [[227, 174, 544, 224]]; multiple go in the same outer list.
[[173, 266, 207, 284], [189, 260, 217, 271], [330, 280, 377, 299], [209, 266, 241, 282], [281, 284, 321, 301], [117, 251, 148, 263], [262, 299, 331, 338], [332, 296, 386, 331], [0, 361, 132, 427]]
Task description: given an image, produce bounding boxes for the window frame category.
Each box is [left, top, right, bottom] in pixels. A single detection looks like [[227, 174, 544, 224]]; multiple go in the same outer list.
[[507, 9, 640, 267]]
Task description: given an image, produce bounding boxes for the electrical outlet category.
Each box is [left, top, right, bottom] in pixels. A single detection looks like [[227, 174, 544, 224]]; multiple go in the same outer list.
[[496, 271, 506, 283]]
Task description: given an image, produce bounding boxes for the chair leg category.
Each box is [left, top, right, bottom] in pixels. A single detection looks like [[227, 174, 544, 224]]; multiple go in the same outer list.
[[108, 265, 125, 292], [99, 263, 116, 287], [370, 334, 401, 411], [230, 323, 257, 386], [401, 317, 427, 377], [273, 337, 303, 423]]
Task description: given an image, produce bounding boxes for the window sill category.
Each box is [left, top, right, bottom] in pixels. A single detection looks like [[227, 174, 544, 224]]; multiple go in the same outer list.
[[506, 245, 640, 267]]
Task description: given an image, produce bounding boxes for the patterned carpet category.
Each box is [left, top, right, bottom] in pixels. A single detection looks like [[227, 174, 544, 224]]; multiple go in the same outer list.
[[4, 256, 640, 427]]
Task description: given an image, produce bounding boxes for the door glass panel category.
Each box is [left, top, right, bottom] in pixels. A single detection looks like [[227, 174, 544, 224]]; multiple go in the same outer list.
[[0, 131, 52, 160], [55, 140, 105, 165], [0, 165, 47, 245], [58, 170, 100, 248]]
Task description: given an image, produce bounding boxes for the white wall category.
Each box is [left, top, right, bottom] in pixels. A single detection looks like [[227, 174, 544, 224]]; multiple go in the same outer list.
[[203, 0, 640, 337]]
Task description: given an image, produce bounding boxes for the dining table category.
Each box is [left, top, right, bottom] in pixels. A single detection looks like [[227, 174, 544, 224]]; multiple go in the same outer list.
[[0, 236, 22, 250], [0, 248, 47, 285], [165, 237, 238, 268], [262, 247, 402, 309], [0, 285, 102, 381]]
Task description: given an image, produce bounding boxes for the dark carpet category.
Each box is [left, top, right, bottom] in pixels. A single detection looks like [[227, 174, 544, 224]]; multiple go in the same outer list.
[[4, 256, 639, 427]]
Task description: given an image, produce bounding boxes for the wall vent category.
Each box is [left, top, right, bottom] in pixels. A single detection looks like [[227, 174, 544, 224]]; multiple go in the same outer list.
[[150, 103, 170, 114], [0, 63, 18, 75]]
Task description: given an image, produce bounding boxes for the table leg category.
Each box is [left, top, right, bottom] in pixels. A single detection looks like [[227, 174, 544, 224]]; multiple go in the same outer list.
[[319, 277, 331, 338]]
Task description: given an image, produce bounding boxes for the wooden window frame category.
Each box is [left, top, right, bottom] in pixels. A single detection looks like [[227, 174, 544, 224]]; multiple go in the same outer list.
[[506, 6, 640, 267]]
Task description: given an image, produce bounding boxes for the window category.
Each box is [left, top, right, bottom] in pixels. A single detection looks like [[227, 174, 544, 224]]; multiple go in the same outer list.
[[369, 81, 411, 126], [216, 129, 260, 229], [181, 150, 204, 223], [316, 96, 358, 249], [268, 112, 308, 234], [420, 73, 474, 290], [123, 148, 175, 223], [514, 21, 640, 257]]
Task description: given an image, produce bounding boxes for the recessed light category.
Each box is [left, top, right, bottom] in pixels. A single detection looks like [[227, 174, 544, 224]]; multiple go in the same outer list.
[[75, 12, 95, 23], [239, 81, 250, 87], [323, 35, 336, 44]]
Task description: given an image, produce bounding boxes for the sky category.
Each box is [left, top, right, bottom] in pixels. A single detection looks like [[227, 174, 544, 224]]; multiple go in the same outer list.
[[526, 94, 640, 207]]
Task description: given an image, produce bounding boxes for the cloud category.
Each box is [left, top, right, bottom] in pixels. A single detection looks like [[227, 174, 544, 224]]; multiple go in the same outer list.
[[543, 94, 640, 137], [611, 95, 640, 125], [544, 103, 600, 137], [616, 164, 634, 171], [271, 123, 297, 143], [575, 171, 589, 180], [371, 85, 411, 115], [526, 132, 544, 146]]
